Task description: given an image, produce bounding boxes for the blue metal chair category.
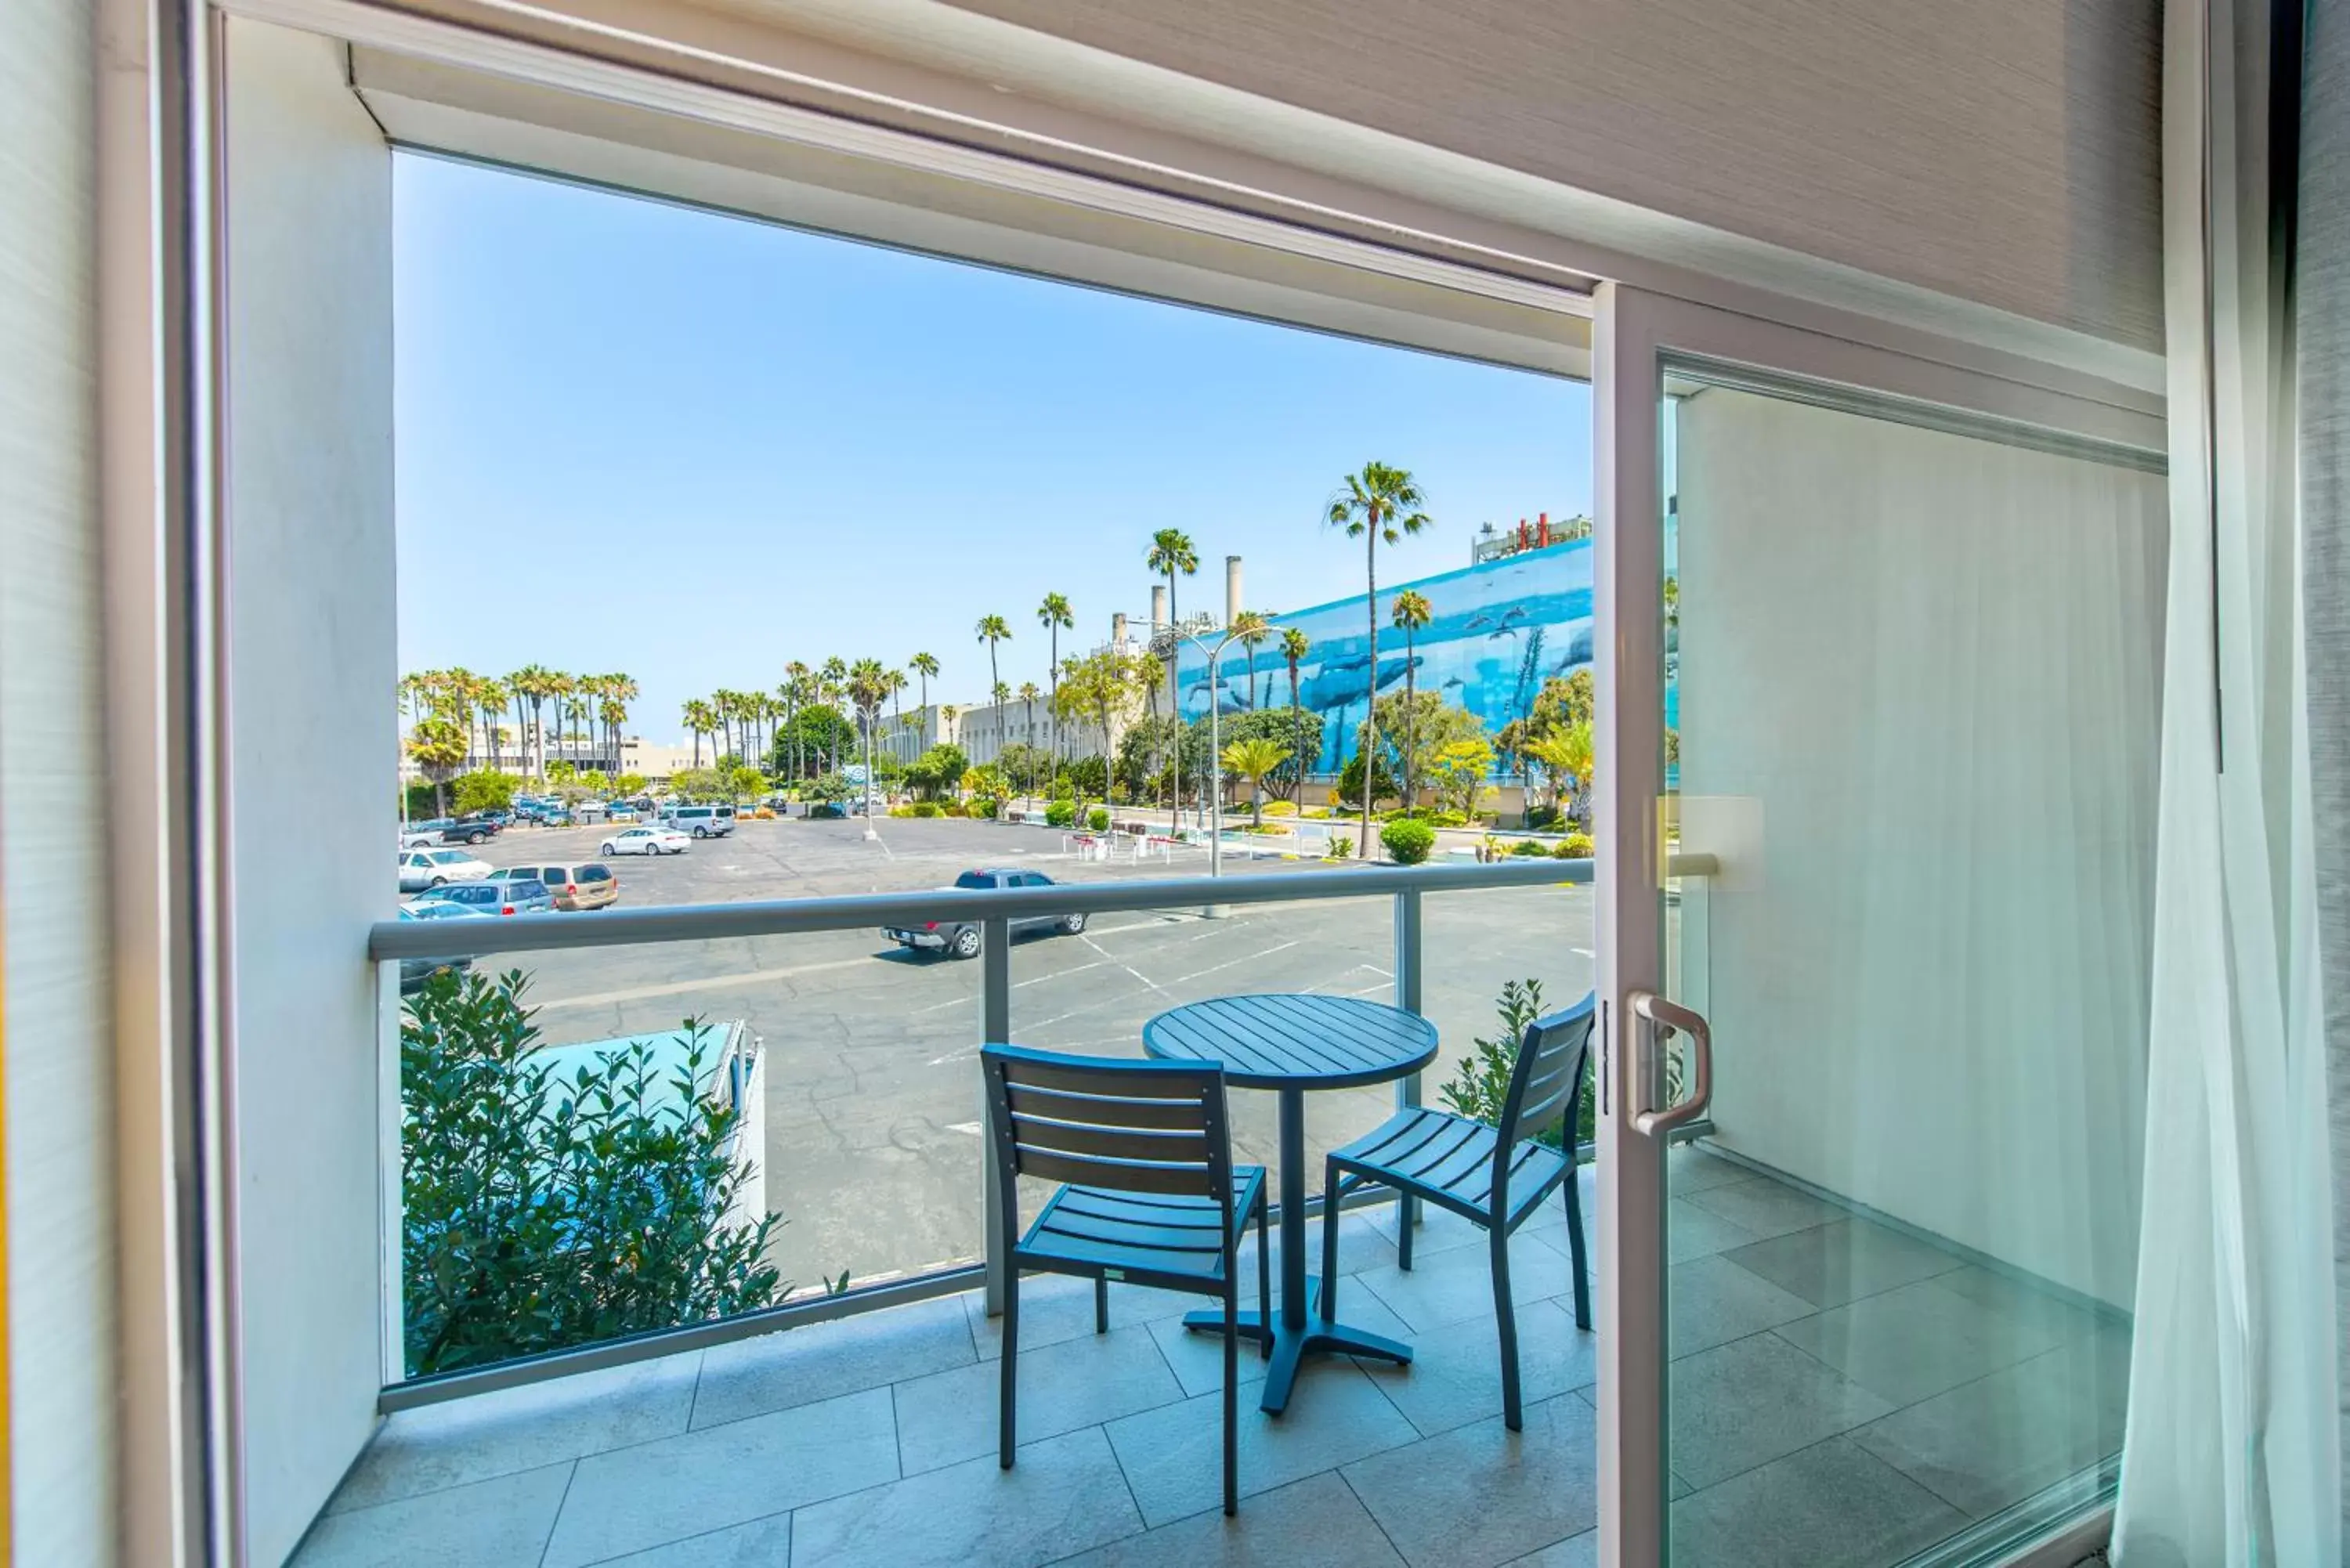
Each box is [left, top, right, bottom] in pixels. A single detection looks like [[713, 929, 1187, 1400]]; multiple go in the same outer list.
[[981, 1044, 1270, 1515], [1318, 994, 1596, 1430]]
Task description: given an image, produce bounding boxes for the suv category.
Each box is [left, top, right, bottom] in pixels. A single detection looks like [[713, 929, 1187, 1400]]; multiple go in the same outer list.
[[490, 862, 618, 910], [882, 869, 1086, 959], [664, 804, 736, 839], [414, 878, 555, 916], [443, 814, 502, 845]]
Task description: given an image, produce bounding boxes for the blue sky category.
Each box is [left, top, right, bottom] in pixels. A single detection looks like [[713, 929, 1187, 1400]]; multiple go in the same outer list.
[[394, 153, 1590, 742]]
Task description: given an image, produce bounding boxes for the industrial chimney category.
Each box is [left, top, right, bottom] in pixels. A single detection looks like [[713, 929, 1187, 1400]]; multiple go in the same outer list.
[[1150, 583, 1169, 630], [1111, 612, 1128, 648], [1225, 555, 1244, 627]]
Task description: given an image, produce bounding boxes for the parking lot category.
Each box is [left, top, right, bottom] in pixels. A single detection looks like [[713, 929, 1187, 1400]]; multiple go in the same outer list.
[[420, 815, 1596, 1288]]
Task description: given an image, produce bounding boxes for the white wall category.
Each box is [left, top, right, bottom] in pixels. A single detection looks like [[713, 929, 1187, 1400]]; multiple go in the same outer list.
[[0, 0, 122, 1559], [222, 20, 396, 1564], [1676, 389, 2166, 1306]]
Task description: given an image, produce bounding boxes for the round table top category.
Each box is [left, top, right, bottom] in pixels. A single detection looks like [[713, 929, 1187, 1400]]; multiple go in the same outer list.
[[1141, 994, 1439, 1091]]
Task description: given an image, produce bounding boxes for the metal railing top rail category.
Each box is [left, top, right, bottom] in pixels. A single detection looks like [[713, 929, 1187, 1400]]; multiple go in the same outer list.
[[371, 857, 1603, 962]]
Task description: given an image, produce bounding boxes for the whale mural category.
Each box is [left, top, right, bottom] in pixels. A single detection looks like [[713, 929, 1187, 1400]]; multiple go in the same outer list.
[[1172, 539, 1596, 776]]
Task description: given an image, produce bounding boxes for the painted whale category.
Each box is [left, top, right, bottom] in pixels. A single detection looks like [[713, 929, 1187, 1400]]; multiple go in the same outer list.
[[1300, 654, 1421, 711]]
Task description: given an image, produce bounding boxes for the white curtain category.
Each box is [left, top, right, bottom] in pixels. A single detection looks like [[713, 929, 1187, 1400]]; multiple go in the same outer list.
[[2111, 0, 2342, 1562]]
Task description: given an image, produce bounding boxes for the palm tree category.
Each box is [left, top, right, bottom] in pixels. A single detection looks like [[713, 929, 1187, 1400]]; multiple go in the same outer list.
[[1036, 594, 1073, 754], [1325, 462, 1431, 856], [1018, 681, 1042, 795], [781, 663, 810, 781], [549, 673, 579, 771], [975, 616, 1011, 723], [847, 659, 892, 831], [1280, 627, 1311, 800], [1390, 589, 1433, 808], [407, 715, 469, 818], [819, 657, 848, 770], [508, 666, 555, 781], [1146, 529, 1199, 826], [1237, 616, 1271, 710], [1221, 737, 1291, 829], [682, 698, 716, 768], [603, 674, 638, 766]]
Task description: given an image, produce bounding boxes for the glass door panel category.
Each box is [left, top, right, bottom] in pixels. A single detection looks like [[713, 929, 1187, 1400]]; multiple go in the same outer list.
[[1609, 341, 2165, 1566]]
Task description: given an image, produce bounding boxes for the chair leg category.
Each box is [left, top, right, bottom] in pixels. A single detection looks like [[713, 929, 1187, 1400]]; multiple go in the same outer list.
[[1256, 1190, 1272, 1359], [1563, 1169, 1592, 1331], [1222, 1283, 1240, 1516], [1319, 1165, 1342, 1322], [1491, 1227, 1523, 1432], [1094, 1276, 1109, 1335], [1000, 1269, 1021, 1469]]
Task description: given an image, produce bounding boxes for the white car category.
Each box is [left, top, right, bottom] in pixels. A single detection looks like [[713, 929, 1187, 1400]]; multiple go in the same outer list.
[[602, 826, 691, 856], [398, 847, 494, 892]]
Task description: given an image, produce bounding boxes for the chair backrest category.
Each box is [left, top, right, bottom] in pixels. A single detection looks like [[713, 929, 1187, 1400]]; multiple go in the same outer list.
[[980, 1044, 1236, 1209], [1495, 992, 1599, 1154]]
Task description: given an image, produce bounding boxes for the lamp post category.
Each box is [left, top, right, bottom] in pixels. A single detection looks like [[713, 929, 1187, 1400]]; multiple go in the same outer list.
[[1156, 611, 1266, 882]]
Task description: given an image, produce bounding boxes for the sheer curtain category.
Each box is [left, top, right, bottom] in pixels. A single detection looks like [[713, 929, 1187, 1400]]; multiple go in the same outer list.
[[2110, 0, 2342, 1561]]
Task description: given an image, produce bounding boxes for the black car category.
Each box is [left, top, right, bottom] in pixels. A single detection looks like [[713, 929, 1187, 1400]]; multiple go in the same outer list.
[[443, 812, 505, 845], [883, 869, 1087, 959]]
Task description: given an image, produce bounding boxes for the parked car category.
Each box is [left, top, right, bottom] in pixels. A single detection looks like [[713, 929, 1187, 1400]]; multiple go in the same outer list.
[[398, 847, 494, 892], [412, 878, 555, 916], [400, 818, 454, 849], [602, 826, 691, 856], [664, 804, 736, 839], [883, 869, 1086, 959], [445, 813, 504, 844], [603, 804, 639, 823], [490, 862, 619, 910], [395, 900, 487, 993]]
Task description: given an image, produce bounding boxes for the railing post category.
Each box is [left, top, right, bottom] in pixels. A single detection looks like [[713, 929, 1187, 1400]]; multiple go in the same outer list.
[[980, 915, 1012, 1316], [1393, 889, 1423, 1237], [378, 959, 407, 1383]]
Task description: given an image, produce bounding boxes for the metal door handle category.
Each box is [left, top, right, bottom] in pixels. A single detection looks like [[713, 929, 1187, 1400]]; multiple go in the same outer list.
[[1629, 992, 1712, 1138]]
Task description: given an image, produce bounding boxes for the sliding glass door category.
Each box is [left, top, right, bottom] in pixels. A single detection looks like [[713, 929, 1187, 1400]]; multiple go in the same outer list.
[[1593, 286, 2167, 1566]]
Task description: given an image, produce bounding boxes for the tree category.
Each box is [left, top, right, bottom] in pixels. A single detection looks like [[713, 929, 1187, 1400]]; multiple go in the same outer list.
[[1146, 529, 1199, 826], [845, 659, 892, 827], [614, 772, 648, 797], [545, 758, 578, 786], [1327, 462, 1432, 856], [1372, 692, 1484, 808], [1054, 646, 1148, 827], [906, 744, 971, 802], [682, 698, 718, 769], [909, 652, 940, 726], [1036, 594, 1073, 753], [999, 742, 1054, 800], [1217, 706, 1321, 802], [1280, 627, 1312, 800], [780, 663, 812, 780], [1017, 682, 1043, 792], [1525, 721, 1596, 827], [407, 716, 469, 818], [1390, 589, 1434, 807], [773, 704, 855, 780], [1429, 737, 1499, 819], [726, 764, 765, 803], [1235, 616, 1271, 710], [1221, 737, 1290, 827], [974, 615, 1011, 724], [399, 971, 783, 1375], [452, 768, 518, 815]]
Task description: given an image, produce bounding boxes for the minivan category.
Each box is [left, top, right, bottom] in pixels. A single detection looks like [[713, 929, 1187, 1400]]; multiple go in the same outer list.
[[491, 862, 619, 911], [663, 804, 736, 839]]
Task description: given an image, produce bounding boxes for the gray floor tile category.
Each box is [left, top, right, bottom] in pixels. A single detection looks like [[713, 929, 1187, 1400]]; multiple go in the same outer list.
[[543, 1387, 899, 1567], [1668, 1437, 1965, 1568], [1143, 1290, 1412, 1398], [1721, 1219, 1963, 1310], [1668, 1255, 1816, 1359], [1506, 1530, 1596, 1567], [292, 1461, 574, 1568], [1276, 1209, 1405, 1278], [1667, 1146, 1752, 1194], [1354, 1297, 1599, 1437], [1365, 1198, 1495, 1259], [329, 1352, 700, 1512], [1666, 1200, 1759, 1265], [1350, 1228, 1577, 1331], [1667, 1332, 1893, 1488], [1681, 1176, 1845, 1240], [1104, 1360, 1418, 1527], [1052, 1471, 1404, 1568], [692, 1295, 974, 1429], [789, 1425, 1141, 1568], [1771, 1277, 2070, 1407], [1930, 1266, 2113, 1344], [970, 1274, 1203, 1360], [1850, 1339, 2128, 1518], [592, 1512, 793, 1566], [1343, 1393, 1600, 1568], [894, 1322, 1184, 1474]]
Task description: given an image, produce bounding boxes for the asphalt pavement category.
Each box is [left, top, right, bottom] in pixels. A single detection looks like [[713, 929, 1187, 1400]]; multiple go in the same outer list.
[[442, 815, 1596, 1288]]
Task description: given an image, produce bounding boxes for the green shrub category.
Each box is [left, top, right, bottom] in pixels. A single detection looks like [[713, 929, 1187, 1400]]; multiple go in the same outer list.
[[1509, 838, 1549, 858], [1086, 807, 1111, 832], [1525, 804, 1563, 830], [1438, 977, 1584, 1149], [1556, 832, 1595, 858], [1327, 833, 1354, 859], [887, 804, 915, 818], [1043, 800, 1077, 829], [970, 796, 1001, 820], [1262, 800, 1297, 818], [1301, 805, 1330, 818], [910, 801, 944, 818], [400, 970, 784, 1376], [1381, 818, 1437, 865]]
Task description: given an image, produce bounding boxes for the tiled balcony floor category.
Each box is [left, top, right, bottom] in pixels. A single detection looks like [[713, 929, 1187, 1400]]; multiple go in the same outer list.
[[295, 1152, 2127, 1568]]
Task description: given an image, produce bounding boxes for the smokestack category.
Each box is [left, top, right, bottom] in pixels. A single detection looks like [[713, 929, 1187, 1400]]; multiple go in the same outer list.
[[1112, 612, 1128, 647], [1150, 583, 1169, 630], [1225, 555, 1244, 627]]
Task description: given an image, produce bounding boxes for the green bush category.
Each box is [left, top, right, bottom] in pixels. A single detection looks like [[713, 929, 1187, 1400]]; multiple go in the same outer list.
[[1509, 838, 1549, 857], [1262, 800, 1298, 818], [1043, 800, 1077, 829], [1437, 977, 1583, 1149], [1302, 805, 1332, 819], [1524, 803, 1563, 830], [1086, 807, 1111, 832], [910, 801, 944, 818], [1556, 832, 1595, 858], [887, 804, 915, 818], [1381, 818, 1437, 865], [969, 796, 1001, 821], [1327, 834, 1355, 860], [401, 970, 784, 1376]]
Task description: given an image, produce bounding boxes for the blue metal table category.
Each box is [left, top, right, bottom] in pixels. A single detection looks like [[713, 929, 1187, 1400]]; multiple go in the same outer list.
[[1142, 993, 1440, 1414]]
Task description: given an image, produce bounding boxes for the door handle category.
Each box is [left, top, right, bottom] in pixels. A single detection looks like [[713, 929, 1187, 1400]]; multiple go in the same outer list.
[[1628, 992, 1712, 1138]]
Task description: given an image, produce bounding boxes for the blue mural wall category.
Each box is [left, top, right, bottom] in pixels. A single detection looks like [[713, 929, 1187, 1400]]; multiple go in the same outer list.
[[1173, 540, 1595, 776]]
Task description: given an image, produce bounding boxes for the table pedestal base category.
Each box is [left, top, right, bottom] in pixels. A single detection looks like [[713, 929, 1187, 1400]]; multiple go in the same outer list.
[[1181, 1277, 1412, 1414]]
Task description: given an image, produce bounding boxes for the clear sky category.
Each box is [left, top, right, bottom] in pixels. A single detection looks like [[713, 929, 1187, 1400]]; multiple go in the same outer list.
[[394, 153, 1591, 743]]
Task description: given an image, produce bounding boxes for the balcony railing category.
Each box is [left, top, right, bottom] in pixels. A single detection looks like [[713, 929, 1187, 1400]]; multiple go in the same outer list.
[[368, 855, 1728, 1411]]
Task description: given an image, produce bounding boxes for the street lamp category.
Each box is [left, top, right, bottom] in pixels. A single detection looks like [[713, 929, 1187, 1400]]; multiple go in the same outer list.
[[1155, 610, 1267, 881]]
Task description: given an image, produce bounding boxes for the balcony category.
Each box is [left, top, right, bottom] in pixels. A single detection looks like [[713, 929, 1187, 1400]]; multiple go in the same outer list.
[[298, 855, 2129, 1566]]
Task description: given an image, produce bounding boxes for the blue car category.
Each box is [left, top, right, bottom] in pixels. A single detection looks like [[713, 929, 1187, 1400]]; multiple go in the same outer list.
[[396, 900, 488, 992], [408, 878, 555, 917]]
